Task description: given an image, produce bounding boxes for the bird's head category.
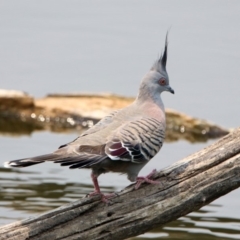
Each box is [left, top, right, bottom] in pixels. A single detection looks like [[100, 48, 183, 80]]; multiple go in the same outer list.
[[151, 33, 174, 95], [138, 33, 174, 100]]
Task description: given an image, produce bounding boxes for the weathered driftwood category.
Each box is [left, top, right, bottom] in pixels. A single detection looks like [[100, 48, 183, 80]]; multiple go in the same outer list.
[[0, 89, 229, 141], [1, 127, 240, 240]]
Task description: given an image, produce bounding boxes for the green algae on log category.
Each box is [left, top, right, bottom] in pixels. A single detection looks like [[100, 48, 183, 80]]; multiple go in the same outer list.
[[0, 90, 229, 142]]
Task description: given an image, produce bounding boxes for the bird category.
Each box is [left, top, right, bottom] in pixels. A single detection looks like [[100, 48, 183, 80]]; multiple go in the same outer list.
[[4, 34, 174, 202]]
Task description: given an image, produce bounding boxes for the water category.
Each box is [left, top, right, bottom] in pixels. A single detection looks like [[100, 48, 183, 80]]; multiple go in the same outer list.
[[1, 1, 240, 239]]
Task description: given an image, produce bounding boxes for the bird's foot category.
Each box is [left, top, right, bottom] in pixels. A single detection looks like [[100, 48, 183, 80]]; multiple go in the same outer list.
[[89, 172, 117, 203], [87, 191, 117, 203], [135, 169, 160, 189]]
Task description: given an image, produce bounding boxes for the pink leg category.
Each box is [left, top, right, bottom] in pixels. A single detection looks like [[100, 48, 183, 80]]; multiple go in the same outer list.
[[135, 169, 160, 189], [88, 173, 116, 203]]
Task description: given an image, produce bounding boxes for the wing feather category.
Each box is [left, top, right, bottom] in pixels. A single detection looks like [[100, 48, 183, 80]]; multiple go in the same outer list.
[[105, 117, 165, 163], [58, 110, 119, 149]]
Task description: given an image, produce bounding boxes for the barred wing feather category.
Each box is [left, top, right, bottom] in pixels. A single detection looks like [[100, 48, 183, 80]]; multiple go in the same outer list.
[[105, 117, 165, 163]]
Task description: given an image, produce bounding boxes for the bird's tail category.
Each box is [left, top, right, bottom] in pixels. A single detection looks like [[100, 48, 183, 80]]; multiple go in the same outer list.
[[4, 153, 60, 168]]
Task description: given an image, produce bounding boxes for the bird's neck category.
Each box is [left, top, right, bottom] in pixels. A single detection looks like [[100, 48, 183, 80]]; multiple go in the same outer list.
[[134, 86, 165, 123], [135, 81, 165, 111]]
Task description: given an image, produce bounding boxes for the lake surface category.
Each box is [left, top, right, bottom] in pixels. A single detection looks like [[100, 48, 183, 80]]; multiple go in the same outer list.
[[1, 1, 240, 239]]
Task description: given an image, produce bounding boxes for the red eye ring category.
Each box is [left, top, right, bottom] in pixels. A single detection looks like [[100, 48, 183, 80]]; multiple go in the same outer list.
[[159, 78, 166, 86]]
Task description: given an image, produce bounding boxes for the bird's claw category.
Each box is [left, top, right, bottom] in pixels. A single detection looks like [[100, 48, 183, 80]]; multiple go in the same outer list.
[[87, 191, 117, 203], [135, 169, 160, 189]]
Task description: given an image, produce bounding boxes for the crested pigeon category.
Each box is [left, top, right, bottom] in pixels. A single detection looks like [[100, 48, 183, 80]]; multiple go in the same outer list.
[[4, 35, 174, 202]]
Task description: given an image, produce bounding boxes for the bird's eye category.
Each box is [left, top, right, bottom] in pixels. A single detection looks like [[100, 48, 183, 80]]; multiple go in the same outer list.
[[159, 78, 166, 86]]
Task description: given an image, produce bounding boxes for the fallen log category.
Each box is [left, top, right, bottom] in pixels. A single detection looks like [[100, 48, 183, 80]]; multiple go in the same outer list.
[[0, 89, 229, 142], [1, 127, 240, 240]]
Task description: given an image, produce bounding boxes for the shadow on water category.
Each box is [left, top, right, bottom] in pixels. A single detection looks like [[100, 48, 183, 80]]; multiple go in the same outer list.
[[134, 219, 240, 240], [0, 167, 114, 214], [132, 209, 240, 240]]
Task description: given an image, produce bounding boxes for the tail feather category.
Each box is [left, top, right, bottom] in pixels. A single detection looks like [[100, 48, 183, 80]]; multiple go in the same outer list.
[[4, 153, 108, 169], [4, 153, 60, 168]]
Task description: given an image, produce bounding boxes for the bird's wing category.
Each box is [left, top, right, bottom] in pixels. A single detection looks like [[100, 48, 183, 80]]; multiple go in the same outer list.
[[58, 110, 119, 149], [105, 117, 165, 163], [80, 110, 120, 137], [55, 117, 164, 168]]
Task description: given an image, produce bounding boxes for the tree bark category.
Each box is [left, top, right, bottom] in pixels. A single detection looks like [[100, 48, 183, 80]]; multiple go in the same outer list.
[[1, 128, 240, 240]]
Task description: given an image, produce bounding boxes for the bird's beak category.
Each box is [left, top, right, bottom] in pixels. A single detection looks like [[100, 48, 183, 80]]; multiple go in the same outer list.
[[167, 86, 175, 94]]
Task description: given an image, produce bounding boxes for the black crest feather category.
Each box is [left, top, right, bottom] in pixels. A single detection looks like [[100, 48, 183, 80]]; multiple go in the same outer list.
[[160, 32, 168, 68]]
